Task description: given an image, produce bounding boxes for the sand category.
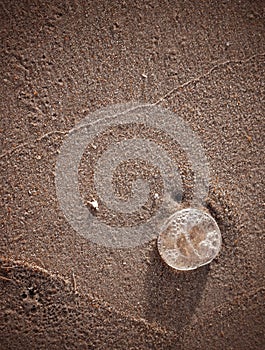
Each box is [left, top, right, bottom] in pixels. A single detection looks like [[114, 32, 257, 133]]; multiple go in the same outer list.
[[1, 0, 264, 349]]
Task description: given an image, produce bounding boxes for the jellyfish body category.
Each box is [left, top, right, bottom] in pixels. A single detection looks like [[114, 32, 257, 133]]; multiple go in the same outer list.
[[157, 208, 222, 270]]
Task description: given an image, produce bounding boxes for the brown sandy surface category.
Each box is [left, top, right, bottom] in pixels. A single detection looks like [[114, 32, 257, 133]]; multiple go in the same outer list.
[[1, 1, 265, 349]]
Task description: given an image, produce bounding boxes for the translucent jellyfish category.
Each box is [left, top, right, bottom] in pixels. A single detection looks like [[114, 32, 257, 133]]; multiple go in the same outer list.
[[157, 208, 222, 270]]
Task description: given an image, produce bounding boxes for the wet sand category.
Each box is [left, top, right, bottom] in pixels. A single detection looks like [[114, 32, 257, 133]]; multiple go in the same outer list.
[[1, 1, 265, 349]]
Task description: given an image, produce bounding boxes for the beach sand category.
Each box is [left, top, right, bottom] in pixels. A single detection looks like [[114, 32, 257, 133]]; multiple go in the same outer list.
[[1, 1, 264, 349]]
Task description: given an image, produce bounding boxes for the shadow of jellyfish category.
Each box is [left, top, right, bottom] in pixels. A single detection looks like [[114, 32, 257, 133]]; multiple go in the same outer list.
[[144, 243, 209, 332]]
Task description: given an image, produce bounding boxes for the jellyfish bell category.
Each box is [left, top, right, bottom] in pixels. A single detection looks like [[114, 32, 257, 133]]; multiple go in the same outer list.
[[157, 208, 222, 271]]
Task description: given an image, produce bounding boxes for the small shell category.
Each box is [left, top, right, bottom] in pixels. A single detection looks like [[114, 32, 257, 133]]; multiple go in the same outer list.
[[88, 199, 99, 211], [157, 208, 222, 270]]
